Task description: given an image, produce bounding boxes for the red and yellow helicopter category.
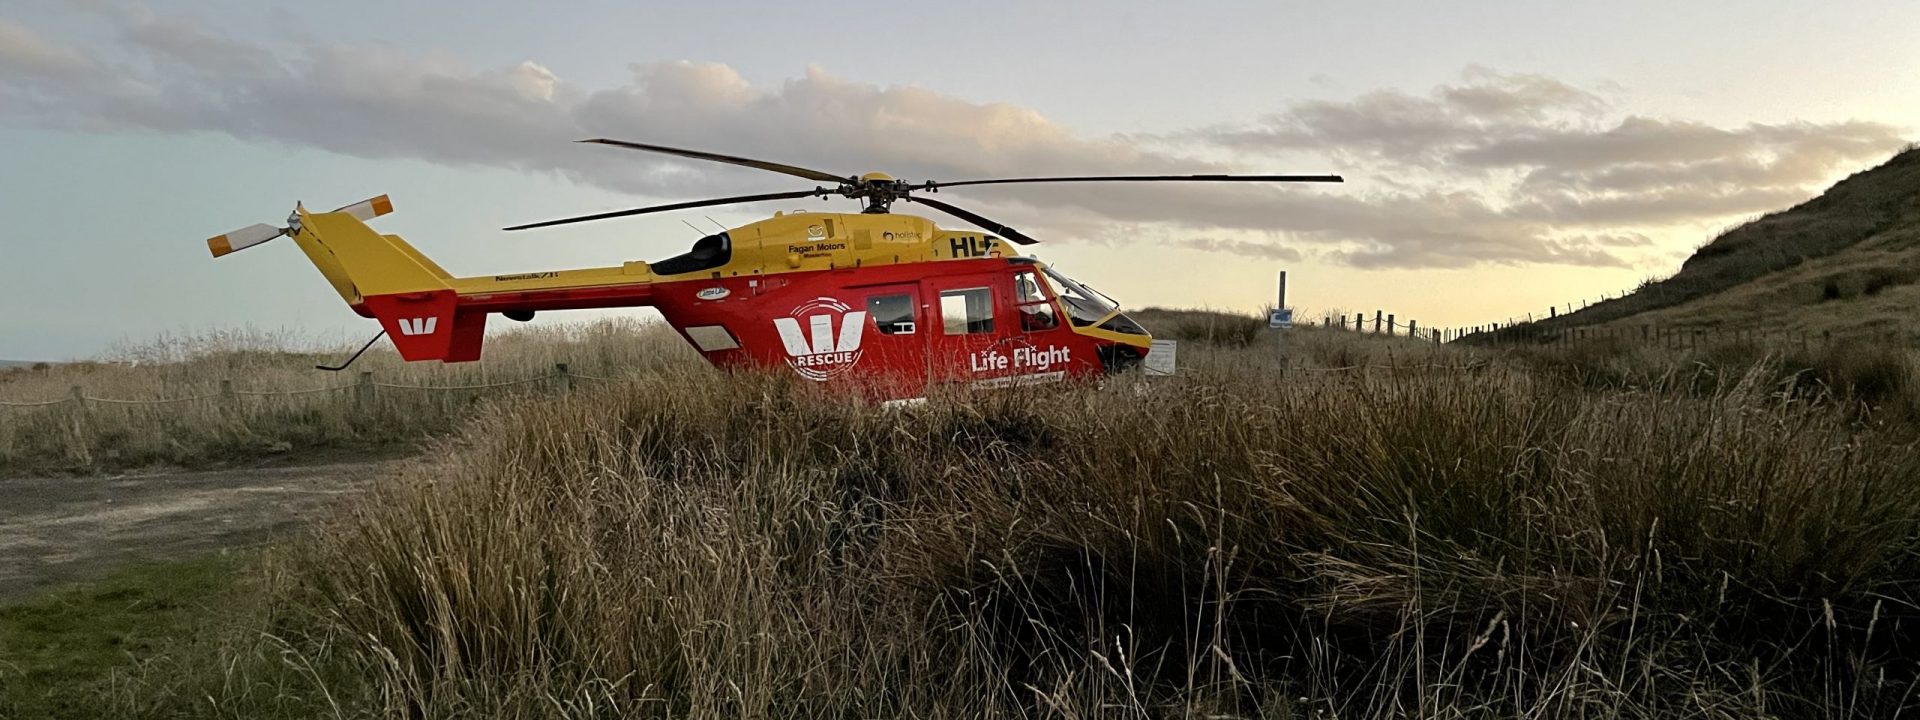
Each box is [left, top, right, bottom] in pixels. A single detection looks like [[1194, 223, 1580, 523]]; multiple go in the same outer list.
[[207, 140, 1340, 399]]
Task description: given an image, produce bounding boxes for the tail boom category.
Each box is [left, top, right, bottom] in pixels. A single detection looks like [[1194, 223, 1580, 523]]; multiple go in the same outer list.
[[213, 195, 664, 364]]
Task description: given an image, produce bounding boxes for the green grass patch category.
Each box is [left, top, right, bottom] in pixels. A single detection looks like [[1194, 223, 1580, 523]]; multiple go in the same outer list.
[[0, 554, 252, 718]]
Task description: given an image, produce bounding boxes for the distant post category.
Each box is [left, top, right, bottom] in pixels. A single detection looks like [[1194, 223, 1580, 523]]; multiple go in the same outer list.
[[1270, 270, 1291, 374]]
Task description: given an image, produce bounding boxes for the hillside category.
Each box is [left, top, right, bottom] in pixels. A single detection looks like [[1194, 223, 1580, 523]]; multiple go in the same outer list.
[[1539, 146, 1920, 340]]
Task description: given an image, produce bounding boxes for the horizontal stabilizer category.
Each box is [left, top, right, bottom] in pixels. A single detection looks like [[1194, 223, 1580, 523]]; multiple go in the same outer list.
[[207, 223, 286, 258]]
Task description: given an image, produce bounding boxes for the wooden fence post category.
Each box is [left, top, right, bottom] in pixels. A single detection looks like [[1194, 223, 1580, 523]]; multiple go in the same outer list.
[[68, 384, 87, 428], [1373, 310, 1383, 334], [555, 363, 574, 392], [66, 385, 90, 464], [1387, 314, 1396, 336], [1408, 319, 1417, 339], [356, 371, 375, 414]]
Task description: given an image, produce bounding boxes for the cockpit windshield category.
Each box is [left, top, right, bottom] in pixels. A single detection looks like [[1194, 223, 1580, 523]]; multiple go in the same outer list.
[[1042, 267, 1119, 327]]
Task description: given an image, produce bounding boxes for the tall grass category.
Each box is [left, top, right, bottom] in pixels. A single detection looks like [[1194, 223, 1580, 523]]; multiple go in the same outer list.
[[102, 328, 1920, 718], [0, 320, 697, 474]]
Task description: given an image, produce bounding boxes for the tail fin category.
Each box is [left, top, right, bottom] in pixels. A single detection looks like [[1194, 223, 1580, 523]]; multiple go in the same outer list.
[[284, 198, 484, 362], [286, 196, 451, 302], [207, 195, 483, 363]]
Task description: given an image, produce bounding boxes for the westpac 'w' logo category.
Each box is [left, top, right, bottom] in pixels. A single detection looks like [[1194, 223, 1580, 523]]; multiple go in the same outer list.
[[773, 297, 866, 382], [397, 317, 438, 336]]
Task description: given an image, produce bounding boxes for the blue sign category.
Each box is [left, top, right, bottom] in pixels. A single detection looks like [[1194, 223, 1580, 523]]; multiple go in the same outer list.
[[1268, 308, 1293, 329]]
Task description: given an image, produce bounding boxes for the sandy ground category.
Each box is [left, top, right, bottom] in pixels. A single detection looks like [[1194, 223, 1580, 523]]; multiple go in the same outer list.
[[0, 456, 401, 599]]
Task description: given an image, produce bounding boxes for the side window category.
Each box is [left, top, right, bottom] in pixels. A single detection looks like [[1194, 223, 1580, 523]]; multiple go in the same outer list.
[[1012, 271, 1058, 331], [939, 287, 994, 334], [867, 293, 916, 335]]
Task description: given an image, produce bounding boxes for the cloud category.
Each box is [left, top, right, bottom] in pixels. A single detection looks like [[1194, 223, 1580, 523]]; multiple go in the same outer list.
[[1206, 68, 1907, 258], [0, 18, 98, 82], [0, 12, 1907, 271]]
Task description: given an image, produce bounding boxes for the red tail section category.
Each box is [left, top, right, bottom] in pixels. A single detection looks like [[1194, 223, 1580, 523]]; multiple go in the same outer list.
[[363, 291, 486, 363]]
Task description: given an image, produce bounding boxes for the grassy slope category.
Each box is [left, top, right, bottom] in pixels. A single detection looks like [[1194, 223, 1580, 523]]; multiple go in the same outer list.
[[1541, 146, 1920, 338]]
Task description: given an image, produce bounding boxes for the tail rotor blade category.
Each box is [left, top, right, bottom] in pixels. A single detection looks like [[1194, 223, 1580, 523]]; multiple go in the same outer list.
[[334, 194, 395, 222], [207, 223, 287, 258], [904, 196, 1039, 245]]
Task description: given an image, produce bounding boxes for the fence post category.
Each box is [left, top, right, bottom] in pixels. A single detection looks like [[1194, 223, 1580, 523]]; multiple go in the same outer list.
[[65, 385, 90, 464], [68, 384, 87, 426], [356, 371, 375, 414], [1408, 319, 1417, 339], [219, 379, 237, 414], [555, 363, 574, 392], [1373, 310, 1383, 334], [1387, 314, 1396, 336]]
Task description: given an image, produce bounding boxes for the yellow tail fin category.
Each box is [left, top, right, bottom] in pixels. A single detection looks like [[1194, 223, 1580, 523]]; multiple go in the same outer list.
[[289, 198, 451, 305]]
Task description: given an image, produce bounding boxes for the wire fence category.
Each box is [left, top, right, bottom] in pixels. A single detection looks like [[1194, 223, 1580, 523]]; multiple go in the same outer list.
[[1306, 310, 1849, 349]]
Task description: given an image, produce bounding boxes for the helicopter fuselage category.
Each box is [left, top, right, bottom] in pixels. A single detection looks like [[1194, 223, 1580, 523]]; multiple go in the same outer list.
[[267, 203, 1151, 399]]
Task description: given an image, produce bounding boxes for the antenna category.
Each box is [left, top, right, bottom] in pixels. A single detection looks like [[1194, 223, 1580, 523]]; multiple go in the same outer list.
[[703, 216, 729, 233], [680, 219, 707, 236]]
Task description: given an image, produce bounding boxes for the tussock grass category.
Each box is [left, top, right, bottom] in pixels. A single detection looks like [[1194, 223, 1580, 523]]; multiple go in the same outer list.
[[98, 331, 1920, 718]]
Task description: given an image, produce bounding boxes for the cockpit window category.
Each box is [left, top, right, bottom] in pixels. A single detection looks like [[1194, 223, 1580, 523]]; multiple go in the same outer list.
[[651, 232, 731, 275], [1012, 271, 1059, 331], [1042, 267, 1119, 327]]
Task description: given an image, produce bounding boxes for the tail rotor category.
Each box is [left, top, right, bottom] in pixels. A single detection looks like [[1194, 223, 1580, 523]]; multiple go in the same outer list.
[[205, 195, 394, 258]]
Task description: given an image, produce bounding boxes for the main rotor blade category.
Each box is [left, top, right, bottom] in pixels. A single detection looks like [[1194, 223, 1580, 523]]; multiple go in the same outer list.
[[580, 138, 850, 184], [904, 196, 1039, 246], [504, 189, 827, 231], [930, 174, 1344, 190]]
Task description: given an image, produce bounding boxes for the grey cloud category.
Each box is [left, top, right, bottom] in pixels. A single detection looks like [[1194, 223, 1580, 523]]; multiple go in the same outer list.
[[0, 18, 97, 81], [1175, 236, 1303, 263], [0, 11, 1906, 271]]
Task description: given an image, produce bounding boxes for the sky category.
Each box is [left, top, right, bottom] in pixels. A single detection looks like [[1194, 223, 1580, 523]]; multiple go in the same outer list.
[[2, 0, 1915, 360]]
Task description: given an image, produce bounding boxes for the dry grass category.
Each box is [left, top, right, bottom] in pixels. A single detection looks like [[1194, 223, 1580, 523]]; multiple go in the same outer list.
[[0, 319, 698, 475], [80, 318, 1920, 718]]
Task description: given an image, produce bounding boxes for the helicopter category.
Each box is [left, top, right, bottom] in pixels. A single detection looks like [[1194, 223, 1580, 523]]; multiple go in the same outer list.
[[206, 140, 1341, 399]]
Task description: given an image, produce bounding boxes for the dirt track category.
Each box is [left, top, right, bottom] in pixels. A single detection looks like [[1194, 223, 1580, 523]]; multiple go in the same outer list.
[[0, 456, 401, 598]]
